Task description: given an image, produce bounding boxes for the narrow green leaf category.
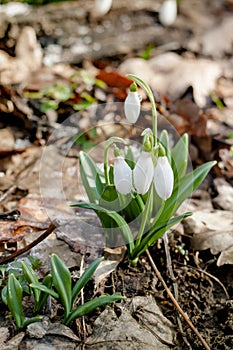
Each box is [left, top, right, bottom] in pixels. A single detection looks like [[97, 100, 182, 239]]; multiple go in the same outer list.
[[21, 262, 40, 304], [30, 282, 59, 299], [70, 202, 135, 255], [72, 257, 104, 304], [34, 274, 53, 312], [131, 212, 192, 260], [79, 151, 105, 203], [124, 145, 135, 169], [65, 294, 125, 325], [23, 316, 43, 328], [50, 254, 72, 319], [171, 133, 189, 180], [1, 285, 7, 305], [7, 274, 24, 328], [159, 130, 171, 162]]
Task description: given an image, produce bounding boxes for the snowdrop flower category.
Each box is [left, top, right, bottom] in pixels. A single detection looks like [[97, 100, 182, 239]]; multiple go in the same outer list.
[[133, 151, 154, 195], [154, 156, 174, 200], [114, 156, 133, 195], [159, 0, 177, 27], [124, 82, 141, 123], [93, 0, 112, 17]]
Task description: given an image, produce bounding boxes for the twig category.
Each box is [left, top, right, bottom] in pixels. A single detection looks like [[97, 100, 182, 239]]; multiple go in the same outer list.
[[0, 222, 57, 264], [80, 254, 87, 343], [146, 249, 211, 350], [0, 185, 17, 203], [163, 233, 192, 349]]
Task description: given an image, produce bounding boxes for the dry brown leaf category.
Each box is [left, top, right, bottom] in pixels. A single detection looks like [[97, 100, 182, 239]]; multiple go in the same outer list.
[[0, 26, 42, 84], [198, 16, 233, 58], [93, 247, 126, 287], [86, 296, 174, 350], [184, 210, 233, 266], [119, 53, 222, 107], [213, 178, 233, 211], [0, 197, 74, 243]]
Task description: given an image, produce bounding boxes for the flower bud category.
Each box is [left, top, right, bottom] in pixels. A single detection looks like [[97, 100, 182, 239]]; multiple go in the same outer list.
[[153, 156, 174, 200], [93, 0, 112, 17], [114, 156, 133, 195], [124, 83, 141, 123], [159, 0, 177, 27], [133, 151, 154, 195]]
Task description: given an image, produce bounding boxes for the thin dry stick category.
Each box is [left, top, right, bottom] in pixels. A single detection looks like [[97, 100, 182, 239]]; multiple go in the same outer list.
[[0, 222, 57, 264], [146, 249, 211, 350], [80, 254, 87, 343], [163, 233, 192, 350]]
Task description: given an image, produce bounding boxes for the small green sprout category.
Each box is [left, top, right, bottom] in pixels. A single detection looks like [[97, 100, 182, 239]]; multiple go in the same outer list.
[[1, 255, 124, 329], [30, 254, 124, 326]]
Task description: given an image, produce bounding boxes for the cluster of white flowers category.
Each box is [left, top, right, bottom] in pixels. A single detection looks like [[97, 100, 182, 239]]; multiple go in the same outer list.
[[114, 83, 174, 200]]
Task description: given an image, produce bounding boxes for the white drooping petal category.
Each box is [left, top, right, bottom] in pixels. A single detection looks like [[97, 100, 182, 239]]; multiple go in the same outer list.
[[153, 156, 174, 200], [133, 151, 154, 195], [114, 156, 133, 195], [93, 0, 112, 17], [124, 91, 141, 123], [159, 0, 177, 27]]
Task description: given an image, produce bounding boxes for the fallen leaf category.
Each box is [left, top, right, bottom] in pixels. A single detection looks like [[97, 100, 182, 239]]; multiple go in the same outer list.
[[184, 210, 233, 266], [218, 148, 233, 180], [119, 52, 222, 107], [86, 296, 174, 350], [0, 128, 15, 155], [0, 196, 74, 243], [93, 247, 126, 288], [198, 16, 233, 58], [212, 178, 233, 211], [1, 332, 25, 350], [0, 26, 42, 84], [96, 70, 132, 99], [0, 328, 9, 347]]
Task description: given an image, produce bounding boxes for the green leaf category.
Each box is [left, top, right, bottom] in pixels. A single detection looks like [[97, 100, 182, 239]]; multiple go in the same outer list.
[[1, 285, 7, 305], [30, 282, 59, 299], [64, 294, 125, 325], [79, 151, 105, 203], [159, 130, 171, 162], [72, 257, 104, 304], [124, 146, 136, 169], [34, 274, 53, 312], [40, 100, 59, 113], [171, 133, 189, 180], [70, 202, 135, 255], [23, 316, 43, 328], [43, 83, 73, 101], [21, 262, 40, 304], [50, 254, 72, 320], [141, 44, 154, 60], [73, 100, 94, 111], [130, 212, 192, 260], [7, 274, 24, 328]]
